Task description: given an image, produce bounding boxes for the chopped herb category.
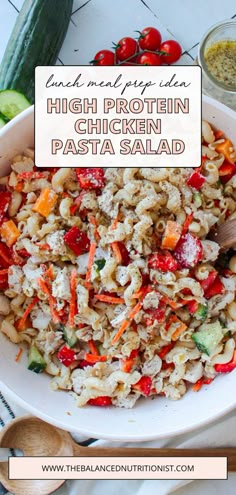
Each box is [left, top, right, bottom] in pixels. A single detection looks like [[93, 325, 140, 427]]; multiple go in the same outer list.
[[94, 258, 106, 272]]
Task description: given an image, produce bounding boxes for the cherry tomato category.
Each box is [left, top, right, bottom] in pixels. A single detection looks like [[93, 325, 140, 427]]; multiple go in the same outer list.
[[116, 37, 138, 62], [139, 27, 162, 51], [160, 40, 182, 64], [136, 52, 162, 66], [93, 49, 115, 66]]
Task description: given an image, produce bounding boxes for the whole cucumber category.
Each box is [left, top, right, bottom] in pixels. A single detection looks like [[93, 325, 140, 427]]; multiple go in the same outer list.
[[0, 0, 73, 103]]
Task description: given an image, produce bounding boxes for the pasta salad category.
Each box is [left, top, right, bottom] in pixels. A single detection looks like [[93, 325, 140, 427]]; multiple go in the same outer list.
[[0, 121, 236, 408]]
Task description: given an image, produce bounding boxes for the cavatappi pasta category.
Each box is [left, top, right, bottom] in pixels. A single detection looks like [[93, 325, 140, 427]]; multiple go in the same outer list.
[[0, 121, 236, 408]]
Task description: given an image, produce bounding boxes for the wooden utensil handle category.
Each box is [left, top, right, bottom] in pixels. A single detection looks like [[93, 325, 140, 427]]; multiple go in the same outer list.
[[73, 445, 236, 470], [208, 218, 236, 249]]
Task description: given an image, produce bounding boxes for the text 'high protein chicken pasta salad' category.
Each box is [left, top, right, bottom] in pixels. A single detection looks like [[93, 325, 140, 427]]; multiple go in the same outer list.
[[0, 121, 236, 408]]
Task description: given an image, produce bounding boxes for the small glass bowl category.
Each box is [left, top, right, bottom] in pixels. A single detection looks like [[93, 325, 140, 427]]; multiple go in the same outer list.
[[197, 19, 236, 110]]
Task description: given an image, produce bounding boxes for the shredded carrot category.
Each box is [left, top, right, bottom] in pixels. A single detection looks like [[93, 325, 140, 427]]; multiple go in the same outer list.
[[121, 350, 139, 373], [111, 241, 122, 263], [169, 316, 187, 341], [88, 339, 99, 355], [192, 377, 213, 391], [196, 156, 207, 173], [111, 301, 142, 344], [110, 212, 122, 231], [84, 353, 108, 363], [17, 297, 39, 331], [37, 278, 60, 324], [15, 347, 23, 362], [44, 264, 55, 281], [15, 317, 31, 332], [85, 242, 96, 289], [132, 285, 152, 300], [88, 214, 97, 227], [182, 212, 194, 236], [69, 269, 78, 328], [121, 357, 135, 373], [192, 377, 204, 392], [162, 296, 184, 310], [94, 294, 125, 304], [88, 214, 100, 242], [36, 242, 51, 251]]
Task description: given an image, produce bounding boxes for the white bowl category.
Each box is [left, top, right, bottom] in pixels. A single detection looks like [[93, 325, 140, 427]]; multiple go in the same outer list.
[[0, 96, 235, 442]]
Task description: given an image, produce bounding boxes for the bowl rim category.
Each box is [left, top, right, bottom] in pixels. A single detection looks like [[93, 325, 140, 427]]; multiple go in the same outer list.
[[0, 94, 235, 136], [0, 94, 236, 441]]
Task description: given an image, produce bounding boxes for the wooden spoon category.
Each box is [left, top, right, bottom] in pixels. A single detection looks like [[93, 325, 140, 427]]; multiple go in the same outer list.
[[0, 415, 236, 495], [208, 218, 236, 249]]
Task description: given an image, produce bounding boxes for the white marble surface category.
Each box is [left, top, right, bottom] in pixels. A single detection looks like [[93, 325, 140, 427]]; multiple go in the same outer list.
[[1, 0, 235, 67]]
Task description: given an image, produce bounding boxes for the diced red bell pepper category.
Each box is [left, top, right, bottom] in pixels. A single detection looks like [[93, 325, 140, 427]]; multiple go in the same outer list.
[[17, 171, 48, 180], [78, 359, 94, 368], [0, 191, 11, 225], [143, 299, 166, 326], [0, 269, 9, 289], [16, 249, 31, 258], [204, 276, 224, 299], [200, 271, 218, 292], [158, 342, 175, 359], [141, 273, 150, 286], [76, 168, 105, 190], [185, 299, 198, 314], [132, 376, 152, 396], [174, 233, 203, 268], [219, 161, 236, 184], [215, 351, 236, 373], [161, 361, 175, 371], [0, 242, 12, 268], [121, 349, 139, 373], [57, 346, 76, 367], [64, 226, 90, 256], [199, 270, 225, 299], [182, 213, 194, 236], [221, 268, 232, 277], [88, 396, 112, 406], [187, 172, 206, 190], [70, 191, 86, 215], [203, 378, 214, 385], [148, 251, 178, 272]]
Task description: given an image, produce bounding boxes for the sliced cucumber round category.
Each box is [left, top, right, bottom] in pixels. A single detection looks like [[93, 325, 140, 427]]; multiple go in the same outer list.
[[0, 89, 31, 120]]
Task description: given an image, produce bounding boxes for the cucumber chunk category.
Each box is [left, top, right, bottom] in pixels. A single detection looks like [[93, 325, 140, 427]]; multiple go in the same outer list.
[[194, 304, 208, 321], [0, 90, 31, 120], [63, 326, 77, 348], [192, 321, 223, 356], [28, 345, 46, 373]]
